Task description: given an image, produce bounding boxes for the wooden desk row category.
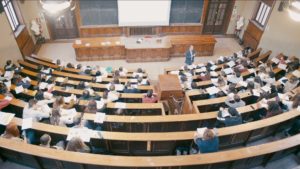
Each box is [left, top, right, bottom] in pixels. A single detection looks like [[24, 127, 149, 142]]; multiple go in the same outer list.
[[26, 55, 148, 77], [0, 108, 298, 156], [0, 133, 299, 168], [1, 86, 297, 132]]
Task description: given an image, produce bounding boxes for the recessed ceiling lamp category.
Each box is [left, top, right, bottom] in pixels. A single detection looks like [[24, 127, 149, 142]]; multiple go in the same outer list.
[[288, 0, 300, 22], [40, 0, 74, 14]]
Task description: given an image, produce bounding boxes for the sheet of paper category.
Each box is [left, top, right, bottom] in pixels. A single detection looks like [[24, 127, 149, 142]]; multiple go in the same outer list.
[[132, 72, 143, 78], [96, 76, 102, 82], [43, 92, 53, 99], [22, 118, 33, 130], [278, 93, 289, 101], [211, 78, 218, 83], [210, 71, 218, 77], [206, 86, 220, 95], [197, 127, 207, 138], [39, 82, 48, 90], [15, 85, 24, 94], [4, 81, 11, 88], [278, 64, 287, 70], [279, 77, 288, 84], [96, 101, 105, 109], [4, 71, 14, 79], [223, 68, 233, 75], [67, 128, 92, 142], [75, 40, 82, 45], [114, 102, 126, 109], [130, 79, 138, 83], [248, 68, 256, 74], [238, 81, 248, 88], [198, 63, 204, 67], [292, 70, 300, 78], [60, 108, 77, 117], [94, 112, 106, 124], [227, 61, 235, 68], [0, 112, 15, 125], [210, 65, 217, 71], [252, 89, 261, 97], [261, 85, 271, 92], [271, 57, 280, 64], [115, 84, 125, 91]]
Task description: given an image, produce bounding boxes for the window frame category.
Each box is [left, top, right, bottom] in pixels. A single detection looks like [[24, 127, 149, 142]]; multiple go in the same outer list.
[[2, 0, 20, 32], [252, 0, 274, 29]]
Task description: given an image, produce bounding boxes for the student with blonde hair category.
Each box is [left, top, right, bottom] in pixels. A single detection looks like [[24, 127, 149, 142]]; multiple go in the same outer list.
[[194, 128, 219, 153]]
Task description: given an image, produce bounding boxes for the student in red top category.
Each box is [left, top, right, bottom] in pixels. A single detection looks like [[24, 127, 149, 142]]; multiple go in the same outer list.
[[142, 90, 158, 103]]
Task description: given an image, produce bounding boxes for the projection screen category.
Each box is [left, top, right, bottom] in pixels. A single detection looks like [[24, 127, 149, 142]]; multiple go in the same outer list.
[[118, 0, 171, 26]]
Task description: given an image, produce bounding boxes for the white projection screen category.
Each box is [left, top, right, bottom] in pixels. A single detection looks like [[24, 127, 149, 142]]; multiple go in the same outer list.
[[118, 0, 171, 26]]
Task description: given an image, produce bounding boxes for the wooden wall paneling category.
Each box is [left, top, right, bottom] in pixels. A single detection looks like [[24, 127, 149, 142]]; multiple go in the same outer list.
[[74, 0, 82, 37], [80, 26, 124, 37], [222, 0, 236, 34], [242, 21, 264, 50], [15, 28, 35, 57], [201, 0, 210, 25]]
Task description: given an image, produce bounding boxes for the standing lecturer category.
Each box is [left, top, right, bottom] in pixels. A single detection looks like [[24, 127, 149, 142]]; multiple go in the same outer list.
[[185, 45, 196, 65]]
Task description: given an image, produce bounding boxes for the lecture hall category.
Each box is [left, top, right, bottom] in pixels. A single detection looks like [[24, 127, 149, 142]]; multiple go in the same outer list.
[[0, 0, 300, 169]]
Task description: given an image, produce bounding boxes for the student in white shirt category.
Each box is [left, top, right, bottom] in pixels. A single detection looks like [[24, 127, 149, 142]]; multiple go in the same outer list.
[[23, 99, 50, 122]]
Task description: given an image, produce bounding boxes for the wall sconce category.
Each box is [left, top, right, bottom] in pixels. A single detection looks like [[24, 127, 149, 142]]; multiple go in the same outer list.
[[279, 0, 300, 22]]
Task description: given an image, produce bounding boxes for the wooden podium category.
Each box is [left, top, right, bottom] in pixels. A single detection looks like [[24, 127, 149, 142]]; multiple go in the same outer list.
[[157, 74, 184, 100]]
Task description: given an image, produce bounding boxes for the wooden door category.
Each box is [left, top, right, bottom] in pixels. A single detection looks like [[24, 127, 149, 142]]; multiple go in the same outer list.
[[45, 10, 78, 40], [203, 0, 234, 34]]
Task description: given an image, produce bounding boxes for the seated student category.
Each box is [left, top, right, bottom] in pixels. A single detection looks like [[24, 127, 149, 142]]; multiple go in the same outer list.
[[0, 84, 13, 108], [253, 76, 264, 89], [39, 134, 52, 148], [123, 82, 140, 93], [66, 63, 74, 69], [180, 75, 192, 90], [108, 84, 120, 102], [228, 71, 243, 84], [23, 99, 50, 122], [262, 71, 276, 85], [225, 93, 246, 108], [217, 107, 242, 127], [113, 70, 121, 78], [287, 56, 300, 72], [197, 71, 211, 81], [79, 90, 100, 101], [13, 75, 31, 89], [4, 60, 16, 71], [257, 66, 268, 80], [50, 109, 63, 126], [283, 75, 299, 93], [66, 137, 90, 153], [137, 76, 150, 85], [40, 134, 65, 149], [215, 76, 227, 87], [100, 90, 112, 104], [84, 100, 97, 114], [257, 100, 283, 119], [118, 67, 128, 77], [193, 128, 219, 153], [285, 119, 300, 136], [281, 93, 300, 111], [1, 122, 24, 142], [76, 81, 86, 90], [53, 96, 76, 110], [142, 89, 158, 103]]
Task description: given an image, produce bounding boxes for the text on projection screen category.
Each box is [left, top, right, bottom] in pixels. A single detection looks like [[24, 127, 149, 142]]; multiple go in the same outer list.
[[118, 0, 171, 26]]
